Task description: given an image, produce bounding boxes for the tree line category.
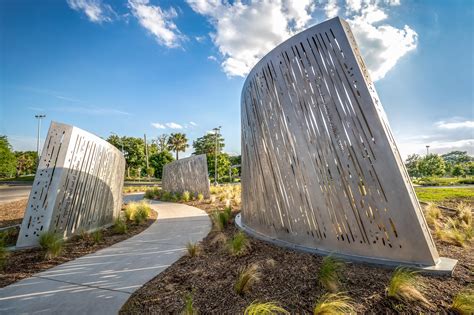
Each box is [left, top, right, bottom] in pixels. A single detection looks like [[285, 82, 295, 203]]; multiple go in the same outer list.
[[405, 151, 473, 178], [0, 136, 38, 178]]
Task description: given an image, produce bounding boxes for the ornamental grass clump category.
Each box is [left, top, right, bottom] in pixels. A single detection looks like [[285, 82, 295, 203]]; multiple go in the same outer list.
[[456, 202, 472, 226], [113, 217, 128, 234], [186, 241, 200, 257], [425, 203, 442, 227], [244, 301, 289, 315], [91, 230, 103, 244], [197, 193, 204, 201], [39, 231, 64, 259], [182, 292, 197, 315], [134, 202, 151, 225], [386, 267, 432, 309], [144, 187, 161, 199], [313, 292, 355, 315], [228, 231, 250, 256], [211, 210, 231, 231], [451, 287, 474, 315], [124, 202, 138, 221], [318, 256, 345, 292], [160, 191, 172, 201], [235, 264, 261, 295], [436, 218, 469, 247], [182, 191, 191, 202]]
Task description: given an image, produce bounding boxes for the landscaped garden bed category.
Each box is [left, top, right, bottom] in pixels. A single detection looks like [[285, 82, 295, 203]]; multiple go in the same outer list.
[[0, 200, 156, 288], [120, 184, 473, 314]]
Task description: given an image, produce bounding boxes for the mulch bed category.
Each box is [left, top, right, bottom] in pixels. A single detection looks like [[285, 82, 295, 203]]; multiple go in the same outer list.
[[120, 207, 473, 314], [0, 211, 157, 288], [0, 199, 27, 228]]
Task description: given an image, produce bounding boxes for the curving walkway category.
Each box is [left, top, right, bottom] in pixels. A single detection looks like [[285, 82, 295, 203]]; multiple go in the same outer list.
[[0, 197, 211, 315]]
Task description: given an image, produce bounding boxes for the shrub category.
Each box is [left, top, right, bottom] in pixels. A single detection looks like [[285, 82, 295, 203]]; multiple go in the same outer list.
[[451, 287, 474, 315], [386, 267, 431, 308], [318, 256, 344, 292], [244, 301, 289, 315], [235, 264, 261, 295], [39, 231, 64, 259], [134, 202, 151, 225], [458, 178, 474, 185], [124, 203, 137, 221], [182, 191, 191, 202], [228, 231, 250, 256], [161, 191, 171, 201], [186, 241, 200, 257], [170, 193, 180, 202], [113, 217, 128, 234], [313, 292, 355, 315], [197, 193, 204, 201], [91, 230, 103, 244], [182, 292, 197, 315], [144, 188, 160, 199]]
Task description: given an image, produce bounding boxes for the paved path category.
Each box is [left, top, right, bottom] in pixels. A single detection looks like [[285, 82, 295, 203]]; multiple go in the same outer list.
[[0, 186, 31, 204], [0, 200, 211, 315]]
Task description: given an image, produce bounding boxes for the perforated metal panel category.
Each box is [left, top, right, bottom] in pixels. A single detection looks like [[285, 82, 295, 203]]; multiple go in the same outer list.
[[162, 154, 210, 198], [240, 17, 442, 266], [17, 122, 125, 248]]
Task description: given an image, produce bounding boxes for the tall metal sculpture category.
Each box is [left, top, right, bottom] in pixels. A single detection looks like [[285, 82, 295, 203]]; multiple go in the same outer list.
[[162, 154, 211, 198], [17, 122, 125, 248], [238, 17, 455, 272]]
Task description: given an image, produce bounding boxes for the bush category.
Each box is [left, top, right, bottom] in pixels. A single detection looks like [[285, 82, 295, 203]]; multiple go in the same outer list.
[[186, 241, 200, 257], [313, 292, 354, 315], [228, 231, 250, 256], [161, 191, 171, 201], [144, 187, 161, 199], [451, 287, 474, 315], [91, 230, 103, 244], [318, 256, 345, 292], [244, 301, 289, 315], [458, 178, 474, 185], [39, 231, 64, 259], [182, 191, 191, 202], [197, 193, 204, 201], [386, 267, 431, 308], [113, 217, 128, 234], [235, 264, 260, 295], [134, 202, 151, 225]]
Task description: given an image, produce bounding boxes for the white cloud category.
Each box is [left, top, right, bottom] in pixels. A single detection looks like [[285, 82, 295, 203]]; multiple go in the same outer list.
[[207, 55, 217, 62], [151, 122, 166, 129], [435, 120, 474, 130], [67, 0, 116, 23], [165, 122, 183, 129], [195, 35, 206, 43], [189, 121, 198, 126], [128, 0, 185, 48], [187, 0, 417, 81]]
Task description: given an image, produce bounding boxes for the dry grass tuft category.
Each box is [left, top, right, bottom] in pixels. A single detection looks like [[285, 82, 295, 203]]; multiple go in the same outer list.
[[235, 264, 261, 295], [451, 287, 474, 315], [228, 231, 251, 256], [313, 292, 355, 315], [244, 301, 289, 315], [386, 267, 432, 309], [186, 242, 200, 257], [318, 256, 344, 292], [425, 203, 442, 227]]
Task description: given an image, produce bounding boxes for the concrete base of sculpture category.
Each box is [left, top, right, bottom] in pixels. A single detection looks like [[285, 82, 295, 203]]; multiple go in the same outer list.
[[236, 214, 457, 275]]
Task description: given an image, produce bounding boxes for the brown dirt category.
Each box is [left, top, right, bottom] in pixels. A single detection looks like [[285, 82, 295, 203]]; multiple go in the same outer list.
[[0, 199, 27, 228], [120, 202, 473, 314], [0, 210, 157, 288]]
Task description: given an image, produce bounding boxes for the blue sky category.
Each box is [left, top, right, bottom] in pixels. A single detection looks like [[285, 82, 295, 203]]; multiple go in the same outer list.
[[1, 0, 472, 158]]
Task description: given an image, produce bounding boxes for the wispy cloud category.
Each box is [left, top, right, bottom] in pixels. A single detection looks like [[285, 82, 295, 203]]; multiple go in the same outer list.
[[207, 55, 217, 62], [54, 106, 130, 116], [165, 122, 183, 129], [128, 0, 186, 48], [435, 120, 474, 130], [56, 95, 82, 102], [189, 121, 197, 126], [195, 35, 206, 43], [151, 122, 166, 129], [67, 0, 116, 23]]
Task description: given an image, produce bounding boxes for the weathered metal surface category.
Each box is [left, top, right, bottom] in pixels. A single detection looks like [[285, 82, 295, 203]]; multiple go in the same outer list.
[[240, 17, 453, 269], [17, 122, 125, 248], [162, 154, 211, 198]]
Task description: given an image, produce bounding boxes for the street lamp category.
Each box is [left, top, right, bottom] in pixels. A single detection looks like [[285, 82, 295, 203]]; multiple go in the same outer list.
[[426, 145, 430, 155], [111, 132, 124, 155], [213, 126, 221, 186], [35, 114, 46, 163]]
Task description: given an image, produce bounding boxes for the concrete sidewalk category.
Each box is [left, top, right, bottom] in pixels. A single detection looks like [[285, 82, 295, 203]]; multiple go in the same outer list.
[[0, 201, 211, 315]]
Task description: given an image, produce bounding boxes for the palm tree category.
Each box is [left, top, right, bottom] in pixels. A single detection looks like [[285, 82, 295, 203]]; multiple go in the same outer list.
[[167, 133, 189, 160]]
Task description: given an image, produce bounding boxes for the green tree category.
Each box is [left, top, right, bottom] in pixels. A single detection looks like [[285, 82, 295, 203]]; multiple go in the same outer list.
[[418, 154, 446, 177], [154, 134, 169, 152], [208, 153, 231, 181], [15, 151, 38, 176], [229, 155, 241, 177], [0, 136, 17, 178], [107, 136, 146, 177], [167, 133, 189, 160], [405, 154, 421, 177], [441, 151, 472, 165], [149, 150, 174, 179], [451, 164, 465, 177], [192, 133, 225, 155], [464, 161, 474, 176]]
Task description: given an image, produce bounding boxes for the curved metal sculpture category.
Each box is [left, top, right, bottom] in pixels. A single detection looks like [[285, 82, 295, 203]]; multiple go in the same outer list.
[[17, 122, 125, 248], [239, 17, 456, 272], [162, 154, 210, 198]]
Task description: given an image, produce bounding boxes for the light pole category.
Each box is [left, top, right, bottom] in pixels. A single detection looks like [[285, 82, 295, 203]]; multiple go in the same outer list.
[[35, 114, 46, 163], [426, 145, 430, 155], [213, 126, 221, 186]]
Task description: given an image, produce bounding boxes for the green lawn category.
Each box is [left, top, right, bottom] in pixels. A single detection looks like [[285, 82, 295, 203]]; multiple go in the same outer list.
[[0, 175, 35, 182], [415, 187, 474, 202]]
